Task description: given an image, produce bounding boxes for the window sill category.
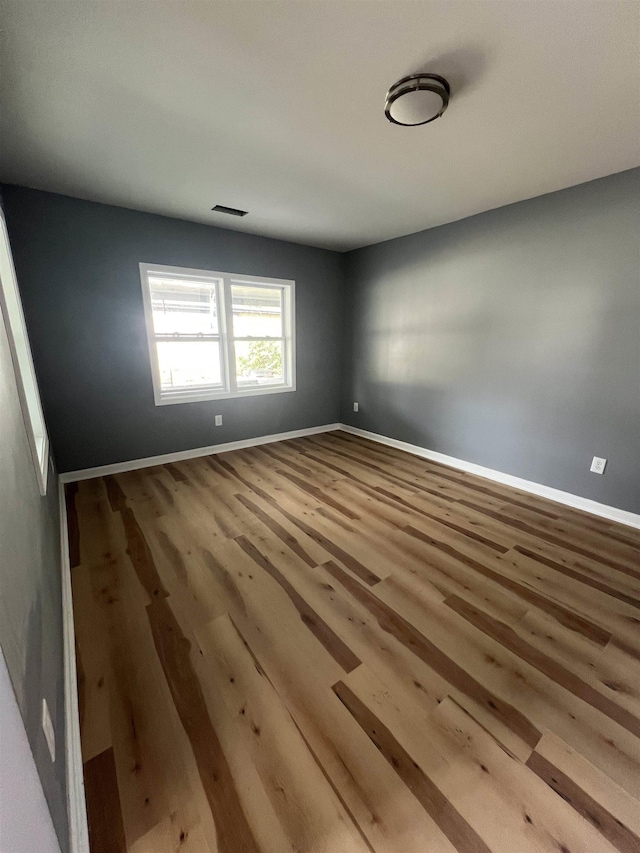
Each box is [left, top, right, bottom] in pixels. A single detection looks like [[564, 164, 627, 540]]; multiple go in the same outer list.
[[154, 384, 296, 406]]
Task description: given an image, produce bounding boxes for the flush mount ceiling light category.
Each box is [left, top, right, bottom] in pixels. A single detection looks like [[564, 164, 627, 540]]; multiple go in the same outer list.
[[385, 73, 450, 126]]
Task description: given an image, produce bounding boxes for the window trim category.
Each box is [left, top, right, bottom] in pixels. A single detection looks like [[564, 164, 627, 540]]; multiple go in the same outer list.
[[0, 209, 49, 495], [139, 262, 296, 406]]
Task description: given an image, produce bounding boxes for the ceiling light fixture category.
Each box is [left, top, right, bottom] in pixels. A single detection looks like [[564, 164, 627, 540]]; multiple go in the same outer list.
[[384, 74, 450, 126], [211, 204, 248, 217]]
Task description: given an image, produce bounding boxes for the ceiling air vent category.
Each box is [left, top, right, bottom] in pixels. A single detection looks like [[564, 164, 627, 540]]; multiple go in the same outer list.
[[211, 204, 248, 217]]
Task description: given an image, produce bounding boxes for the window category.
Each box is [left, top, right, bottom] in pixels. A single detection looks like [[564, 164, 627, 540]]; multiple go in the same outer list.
[[139, 263, 295, 405], [0, 210, 49, 494]]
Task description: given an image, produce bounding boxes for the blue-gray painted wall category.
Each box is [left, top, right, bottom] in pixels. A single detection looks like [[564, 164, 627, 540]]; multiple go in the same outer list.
[[342, 168, 640, 514], [1, 187, 345, 473]]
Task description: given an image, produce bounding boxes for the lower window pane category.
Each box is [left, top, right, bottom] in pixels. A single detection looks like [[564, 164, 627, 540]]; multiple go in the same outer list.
[[156, 340, 222, 391], [235, 340, 285, 387]]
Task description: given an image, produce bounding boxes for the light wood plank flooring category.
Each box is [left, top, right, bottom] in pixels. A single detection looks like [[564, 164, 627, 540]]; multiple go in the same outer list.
[[66, 430, 640, 853]]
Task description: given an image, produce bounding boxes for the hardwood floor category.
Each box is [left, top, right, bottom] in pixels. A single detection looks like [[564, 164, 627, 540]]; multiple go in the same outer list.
[[66, 430, 640, 853]]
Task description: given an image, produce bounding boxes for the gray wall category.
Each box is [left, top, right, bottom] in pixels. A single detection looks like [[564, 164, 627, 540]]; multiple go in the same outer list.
[[342, 169, 640, 515], [1, 186, 345, 473], [0, 648, 62, 853], [0, 255, 68, 848]]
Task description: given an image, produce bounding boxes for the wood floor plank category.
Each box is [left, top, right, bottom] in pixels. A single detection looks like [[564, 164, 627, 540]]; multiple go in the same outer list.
[[506, 503, 640, 566], [322, 559, 543, 750], [403, 524, 612, 645], [516, 610, 640, 720], [219, 457, 383, 585], [444, 594, 640, 739], [366, 563, 640, 797], [382, 528, 532, 629], [84, 747, 127, 853], [459, 500, 640, 579], [128, 800, 213, 853], [338, 665, 624, 853], [194, 613, 372, 852], [513, 545, 640, 611], [333, 679, 493, 853], [526, 751, 640, 853], [71, 431, 640, 853], [235, 534, 362, 673], [71, 564, 112, 763], [532, 732, 640, 839], [88, 559, 178, 844], [503, 549, 640, 655], [147, 597, 261, 853], [227, 593, 461, 853], [435, 499, 640, 598], [120, 506, 170, 602], [234, 491, 325, 567]]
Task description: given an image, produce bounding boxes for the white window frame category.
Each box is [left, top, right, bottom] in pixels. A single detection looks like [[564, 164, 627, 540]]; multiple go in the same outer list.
[[139, 262, 296, 406], [0, 209, 49, 495]]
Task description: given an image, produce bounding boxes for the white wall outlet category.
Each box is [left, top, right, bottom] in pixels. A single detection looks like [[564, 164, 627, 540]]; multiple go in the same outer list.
[[215, 415, 223, 426], [590, 456, 607, 474], [353, 402, 359, 412], [42, 698, 55, 762]]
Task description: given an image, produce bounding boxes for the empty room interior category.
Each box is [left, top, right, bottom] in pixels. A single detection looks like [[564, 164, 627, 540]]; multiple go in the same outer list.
[[1, 2, 640, 852]]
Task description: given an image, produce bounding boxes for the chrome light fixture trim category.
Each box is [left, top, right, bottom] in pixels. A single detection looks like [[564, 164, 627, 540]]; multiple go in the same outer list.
[[384, 73, 451, 126]]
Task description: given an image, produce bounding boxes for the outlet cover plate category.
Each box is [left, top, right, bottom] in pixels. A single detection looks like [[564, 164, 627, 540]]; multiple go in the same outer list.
[[590, 456, 607, 474], [353, 402, 359, 412], [215, 415, 223, 426]]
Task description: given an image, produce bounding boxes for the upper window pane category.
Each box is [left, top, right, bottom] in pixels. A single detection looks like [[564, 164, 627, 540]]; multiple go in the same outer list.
[[149, 275, 219, 336], [231, 284, 282, 338]]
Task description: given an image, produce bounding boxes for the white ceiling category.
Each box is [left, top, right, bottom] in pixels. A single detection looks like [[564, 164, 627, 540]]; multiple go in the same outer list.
[[1, 1, 638, 251]]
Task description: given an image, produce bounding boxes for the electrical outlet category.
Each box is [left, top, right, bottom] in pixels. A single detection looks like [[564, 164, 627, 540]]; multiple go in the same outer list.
[[215, 415, 223, 426], [353, 402, 359, 412], [590, 456, 607, 475], [42, 699, 55, 762]]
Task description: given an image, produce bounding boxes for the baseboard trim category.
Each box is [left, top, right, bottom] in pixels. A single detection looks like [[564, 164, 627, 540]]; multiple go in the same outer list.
[[59, 423, 342, 483], [58, 480, 90, 853], [339, 424, 640, 530]]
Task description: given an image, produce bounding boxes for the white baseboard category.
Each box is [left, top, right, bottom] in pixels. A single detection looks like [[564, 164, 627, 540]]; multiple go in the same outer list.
[[340, 424, 640, 531], [60, 423, 342, 483], [58, 480, 90, 853]]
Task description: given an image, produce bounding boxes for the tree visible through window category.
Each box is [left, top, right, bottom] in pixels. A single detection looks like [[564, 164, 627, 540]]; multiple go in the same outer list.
[[237, 339, 283, 379]]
